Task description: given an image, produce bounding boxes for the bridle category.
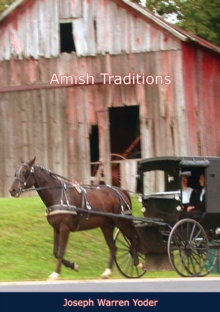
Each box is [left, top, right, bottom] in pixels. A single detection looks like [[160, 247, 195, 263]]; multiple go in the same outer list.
[[12, 163, 133, 218], [14, 163, 35, 197], [12, 163, 92, 215], [13, 163, 79, 197]]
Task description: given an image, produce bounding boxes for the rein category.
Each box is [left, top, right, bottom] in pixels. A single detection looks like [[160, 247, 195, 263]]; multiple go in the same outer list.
[[21, 184, 79, 193], [15, 163, 82, 194], [43, 169, 75, 183], [14, 163, 133, 218]]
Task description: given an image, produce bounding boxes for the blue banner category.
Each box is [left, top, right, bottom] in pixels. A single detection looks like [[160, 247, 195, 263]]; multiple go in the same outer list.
[[0, 292, 219, 312]]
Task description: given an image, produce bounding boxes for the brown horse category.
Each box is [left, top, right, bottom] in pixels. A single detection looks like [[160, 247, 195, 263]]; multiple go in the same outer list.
[[9, 157, 142, 280]]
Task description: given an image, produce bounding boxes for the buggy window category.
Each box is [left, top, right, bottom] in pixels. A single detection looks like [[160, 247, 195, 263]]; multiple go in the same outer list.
[[143, 168, 179, 195], [180, 167, 205, 190], [143, 171, 165, 194]]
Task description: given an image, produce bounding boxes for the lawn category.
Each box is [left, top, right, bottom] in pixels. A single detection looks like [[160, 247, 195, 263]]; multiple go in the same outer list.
[[0, 196, 179, 281]]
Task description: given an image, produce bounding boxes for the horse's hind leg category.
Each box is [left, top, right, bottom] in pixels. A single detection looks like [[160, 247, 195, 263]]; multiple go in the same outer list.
[[100, 223, 116, 279], [48, 227, 73, 280], [117, 222, 141, 267]]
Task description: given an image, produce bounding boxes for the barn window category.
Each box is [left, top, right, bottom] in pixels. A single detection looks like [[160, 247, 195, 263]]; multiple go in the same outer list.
[[90, 125, 101, 182], [60, 23, 76, 53], [90, 125, 99, 163], [109, 106, 141, 159]]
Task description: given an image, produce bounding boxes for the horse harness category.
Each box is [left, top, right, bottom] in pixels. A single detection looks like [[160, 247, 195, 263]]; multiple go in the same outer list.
[[46, 183, 132, 230], [14, 163, 132, 228]]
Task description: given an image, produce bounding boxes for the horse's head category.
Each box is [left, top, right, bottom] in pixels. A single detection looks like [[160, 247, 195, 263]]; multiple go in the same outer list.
[[9, 157, 36, 197]]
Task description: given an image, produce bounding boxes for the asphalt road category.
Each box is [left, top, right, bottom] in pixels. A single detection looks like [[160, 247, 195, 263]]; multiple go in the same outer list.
[[0, 277, 220, 292]]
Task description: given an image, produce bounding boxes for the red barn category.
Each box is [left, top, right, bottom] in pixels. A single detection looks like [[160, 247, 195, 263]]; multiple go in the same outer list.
[[0, 0, 220, 197]]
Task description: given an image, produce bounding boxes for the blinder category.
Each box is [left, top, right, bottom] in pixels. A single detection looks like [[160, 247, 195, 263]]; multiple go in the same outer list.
[[14, 163, 35, 195]]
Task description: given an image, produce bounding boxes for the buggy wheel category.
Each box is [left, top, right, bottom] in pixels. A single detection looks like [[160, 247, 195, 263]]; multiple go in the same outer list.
[[114, 229, 146, 278], [168, 218, 211, 277], [199, 245, 219, 276]]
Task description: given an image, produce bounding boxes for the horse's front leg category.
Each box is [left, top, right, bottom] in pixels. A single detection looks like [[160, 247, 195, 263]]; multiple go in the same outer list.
[[48, 227, 72, 280], [51, 229, 79, 277]]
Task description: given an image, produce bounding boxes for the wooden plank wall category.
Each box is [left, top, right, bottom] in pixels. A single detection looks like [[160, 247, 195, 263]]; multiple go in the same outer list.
[[182, 43, 220, 156], [0, 0, 181, 60], [1, 48, 220, 197], [0, 50, 188, 197]]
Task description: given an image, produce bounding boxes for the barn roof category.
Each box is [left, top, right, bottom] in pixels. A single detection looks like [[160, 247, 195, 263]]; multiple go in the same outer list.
[[119, 0, 220, 54], [0, 0, 220, 54]]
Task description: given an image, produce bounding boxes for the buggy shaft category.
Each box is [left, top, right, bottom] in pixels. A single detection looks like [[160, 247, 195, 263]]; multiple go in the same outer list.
[[69, 205, 170, 227]]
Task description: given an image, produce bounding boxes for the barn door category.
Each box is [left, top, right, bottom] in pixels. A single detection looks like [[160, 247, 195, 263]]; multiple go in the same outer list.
[[109, 106, 141, 189]]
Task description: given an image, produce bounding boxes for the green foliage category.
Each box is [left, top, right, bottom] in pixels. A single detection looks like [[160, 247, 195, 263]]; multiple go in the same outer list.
[[138, 0, 220, 46], [1, 0, 219, 46], [0, 0, 14, 13], [0, 196, 179, 281]]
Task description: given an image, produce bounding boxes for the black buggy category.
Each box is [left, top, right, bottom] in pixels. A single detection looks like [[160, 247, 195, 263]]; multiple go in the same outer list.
[[114, 156, 220, 278]]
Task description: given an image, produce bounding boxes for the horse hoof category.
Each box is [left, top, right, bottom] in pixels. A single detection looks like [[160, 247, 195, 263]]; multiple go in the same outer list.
[[73, 262, 79, 272], [136, 262, 145, 270], [48, 272, 59, 280], [101, 268, 112, 279]]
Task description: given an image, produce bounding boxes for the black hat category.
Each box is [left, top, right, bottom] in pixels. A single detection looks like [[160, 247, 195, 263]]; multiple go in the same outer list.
[[180, 171, 191, 177]]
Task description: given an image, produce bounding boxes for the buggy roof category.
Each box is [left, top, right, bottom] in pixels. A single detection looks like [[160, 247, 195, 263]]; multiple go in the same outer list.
[[140, 156, 220, 172]]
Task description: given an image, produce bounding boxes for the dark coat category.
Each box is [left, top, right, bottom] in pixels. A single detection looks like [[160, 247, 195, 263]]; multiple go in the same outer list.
[[181, 189, 197, 210], [180, 188, 205, 222], [194, 188, 206, 212]]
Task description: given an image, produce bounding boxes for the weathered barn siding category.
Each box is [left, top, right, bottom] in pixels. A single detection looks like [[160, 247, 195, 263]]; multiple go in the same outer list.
[[1, 51, 220, 196], [182, 43, 220, 156], [59, 0, 82, 19], [1, 0, 220, 197], [0, 0, 60, 59], [0, 50, 188, 197], [0, 0, 181, 60]]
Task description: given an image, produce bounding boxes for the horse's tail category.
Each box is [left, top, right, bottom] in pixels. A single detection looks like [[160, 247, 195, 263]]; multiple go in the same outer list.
[[120, 189, 146, 254], [121, 189, 132, 211], [118, 189, 144, 258]]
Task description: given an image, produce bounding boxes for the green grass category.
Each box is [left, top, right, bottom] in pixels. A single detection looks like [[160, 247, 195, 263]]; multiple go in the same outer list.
[[0, 196, 179, 281]]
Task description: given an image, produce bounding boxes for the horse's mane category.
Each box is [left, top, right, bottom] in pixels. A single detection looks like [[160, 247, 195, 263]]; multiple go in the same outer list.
[[35, 164, 60, 181]]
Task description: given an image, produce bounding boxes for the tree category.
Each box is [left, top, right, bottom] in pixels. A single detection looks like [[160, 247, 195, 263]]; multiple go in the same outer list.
[[138, 0, 220, 46], [1, 0, 220, 46], [0, 0, 15, 13]]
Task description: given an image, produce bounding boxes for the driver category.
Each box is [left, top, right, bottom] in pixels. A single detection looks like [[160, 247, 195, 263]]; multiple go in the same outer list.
[[181, 173, 196, 211], [179, 173, 205, 222]]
